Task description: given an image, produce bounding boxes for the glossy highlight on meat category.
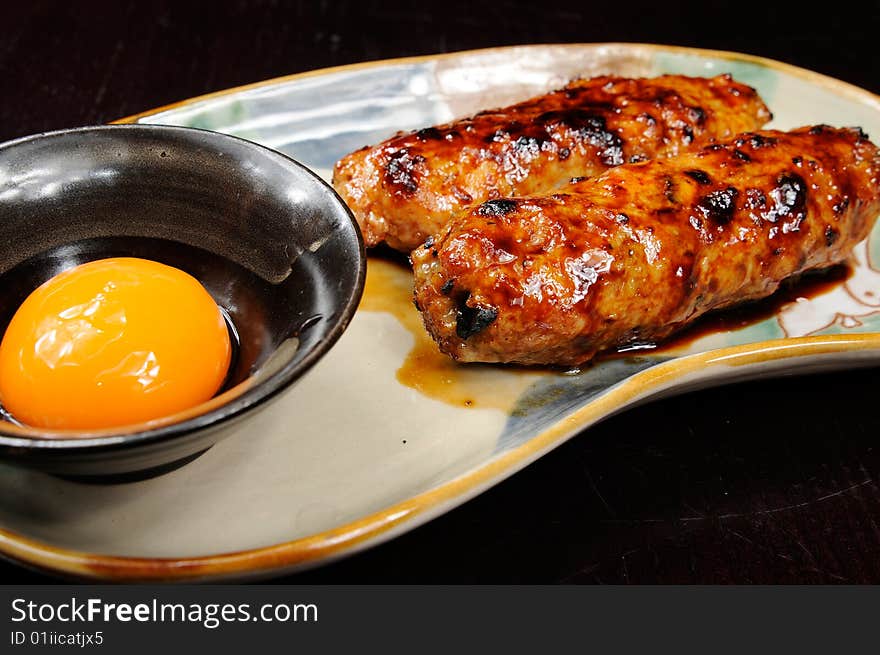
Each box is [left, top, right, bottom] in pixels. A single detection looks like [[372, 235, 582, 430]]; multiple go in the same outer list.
[[411, 126, 880, 366], [334, 74, 772, 251]]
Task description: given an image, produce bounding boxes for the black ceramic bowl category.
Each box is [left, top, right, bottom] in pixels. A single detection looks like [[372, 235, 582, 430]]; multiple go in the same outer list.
[[0, 125, 365, 480]]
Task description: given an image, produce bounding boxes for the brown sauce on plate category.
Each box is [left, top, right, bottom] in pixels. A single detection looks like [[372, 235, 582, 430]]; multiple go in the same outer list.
[[359, 252, 544, 411]]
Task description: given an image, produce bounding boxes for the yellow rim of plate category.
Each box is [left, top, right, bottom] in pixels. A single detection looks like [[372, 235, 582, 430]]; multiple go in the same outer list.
[[2, 42, 880, 582]]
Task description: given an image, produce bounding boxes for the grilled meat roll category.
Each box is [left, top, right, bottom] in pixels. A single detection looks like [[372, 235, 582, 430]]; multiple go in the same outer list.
[[334, 74, 771, 251], [411, 126, 880, 366]]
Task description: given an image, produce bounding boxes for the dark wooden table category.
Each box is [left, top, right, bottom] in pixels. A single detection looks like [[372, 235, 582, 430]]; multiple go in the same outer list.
[[2, 0, 879, 584]]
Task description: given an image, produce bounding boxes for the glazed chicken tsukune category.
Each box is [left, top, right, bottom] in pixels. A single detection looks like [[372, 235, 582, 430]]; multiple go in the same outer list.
[[411, 126, 880, 366], [334, 74, 772, 251]]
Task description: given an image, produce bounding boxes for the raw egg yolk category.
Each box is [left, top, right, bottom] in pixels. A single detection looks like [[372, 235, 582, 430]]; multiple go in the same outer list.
[[0, 257, 232, 430]]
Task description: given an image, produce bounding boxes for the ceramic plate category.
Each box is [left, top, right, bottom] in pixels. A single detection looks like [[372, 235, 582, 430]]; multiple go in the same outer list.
[[2, 44, 879, 581]]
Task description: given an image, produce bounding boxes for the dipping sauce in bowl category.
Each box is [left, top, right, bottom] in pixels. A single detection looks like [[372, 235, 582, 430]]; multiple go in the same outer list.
[[0, 124, 364, 479]]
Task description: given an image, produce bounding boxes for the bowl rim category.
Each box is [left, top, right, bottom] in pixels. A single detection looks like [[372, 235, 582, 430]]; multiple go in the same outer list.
[[0, 123, 367, 451]]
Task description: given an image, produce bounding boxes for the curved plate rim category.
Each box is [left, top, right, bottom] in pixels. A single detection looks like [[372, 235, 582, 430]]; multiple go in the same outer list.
[[2, 42, 880, 581]]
